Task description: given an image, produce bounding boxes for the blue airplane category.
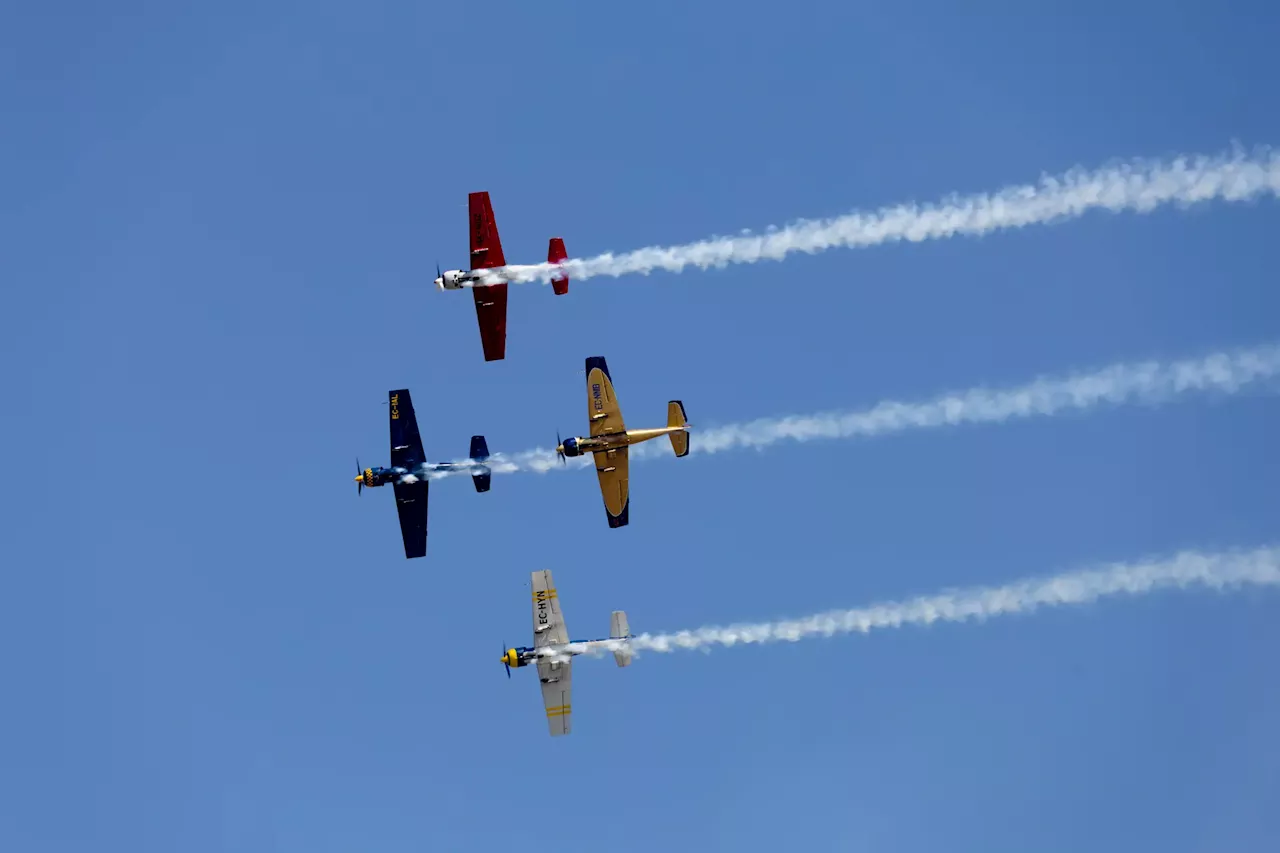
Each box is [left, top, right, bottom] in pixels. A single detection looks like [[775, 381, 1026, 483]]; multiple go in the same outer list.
[[354, 388, 491, 559]]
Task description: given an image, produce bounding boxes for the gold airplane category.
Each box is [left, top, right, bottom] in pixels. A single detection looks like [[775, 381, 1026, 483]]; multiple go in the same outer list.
[[555, 356, 689, 528]]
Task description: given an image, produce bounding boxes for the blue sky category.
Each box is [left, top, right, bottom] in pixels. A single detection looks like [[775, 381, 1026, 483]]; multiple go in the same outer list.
[[2, 1, 1278, 851]]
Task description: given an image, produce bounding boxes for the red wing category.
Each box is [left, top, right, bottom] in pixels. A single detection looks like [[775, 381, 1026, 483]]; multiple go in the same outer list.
[[468, 192, 508, 361], [472, 284, 507, 361], [468, 192, 507, 269]]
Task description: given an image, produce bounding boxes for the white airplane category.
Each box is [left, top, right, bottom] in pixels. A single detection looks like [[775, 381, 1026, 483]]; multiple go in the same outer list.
[[499, 569, 632, 736]]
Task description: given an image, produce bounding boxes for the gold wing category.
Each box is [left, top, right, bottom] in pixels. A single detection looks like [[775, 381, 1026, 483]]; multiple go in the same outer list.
[[585, 357, 625, 437], [594, 446, 630, 527]]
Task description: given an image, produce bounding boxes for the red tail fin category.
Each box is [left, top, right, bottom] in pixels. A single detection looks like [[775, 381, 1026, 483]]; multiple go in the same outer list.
[[548, 237, 569, 296]]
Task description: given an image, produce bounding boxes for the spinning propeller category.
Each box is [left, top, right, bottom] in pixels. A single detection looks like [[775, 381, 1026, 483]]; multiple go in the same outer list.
[[501, 642, 511, 679], [355, 457, 364, 495], [555, 431, 566, 465]]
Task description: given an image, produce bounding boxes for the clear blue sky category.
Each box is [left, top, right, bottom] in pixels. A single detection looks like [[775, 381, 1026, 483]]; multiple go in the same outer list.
[[2, 2, 1278, 851]]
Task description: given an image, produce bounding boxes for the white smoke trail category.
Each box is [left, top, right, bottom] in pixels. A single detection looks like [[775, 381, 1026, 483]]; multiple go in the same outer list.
[[538, 545, 1280, 660], [430, 341, 1280, 478], [474, 145, 1280, 287]]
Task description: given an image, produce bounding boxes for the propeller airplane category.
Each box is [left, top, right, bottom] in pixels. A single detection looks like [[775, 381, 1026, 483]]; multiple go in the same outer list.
[[501, 569, 633, 736], [433, 191, 570, 362], [354, 388, 492, 558], [555, 356, 691, 528]]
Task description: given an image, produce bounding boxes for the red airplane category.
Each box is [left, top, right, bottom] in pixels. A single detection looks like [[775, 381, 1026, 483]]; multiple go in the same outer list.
[[433, 191, 569, 361]]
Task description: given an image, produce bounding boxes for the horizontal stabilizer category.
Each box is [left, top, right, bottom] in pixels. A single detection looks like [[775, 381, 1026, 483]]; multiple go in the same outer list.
[[667, 400, 689, 458], [548, 237, 569, 296], [610, 610, 632, 667], [470, 434, 491, 493]]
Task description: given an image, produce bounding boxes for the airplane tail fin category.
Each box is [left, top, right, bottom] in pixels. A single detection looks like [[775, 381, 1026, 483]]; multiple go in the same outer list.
[[666, 400, 690, 458], [548, 237, 569, 296], [469, 435, 492, 493], [610, 610, 632, 667]]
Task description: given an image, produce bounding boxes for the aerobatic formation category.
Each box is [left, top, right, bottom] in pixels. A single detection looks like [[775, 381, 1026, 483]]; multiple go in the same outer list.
[[351, 156, 1278, 735]]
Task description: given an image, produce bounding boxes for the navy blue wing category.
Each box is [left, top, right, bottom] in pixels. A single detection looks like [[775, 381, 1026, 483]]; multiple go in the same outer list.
[[584, 356, 611, 381], [389, 389, 424, 469], [394, 480, 428, 559]]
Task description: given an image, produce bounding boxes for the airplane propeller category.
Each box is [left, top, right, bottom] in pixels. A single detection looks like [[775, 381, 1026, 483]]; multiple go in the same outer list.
[[355, 457, 363, 495], [555, 431, 566, 465], [502, 642, 511, 679]]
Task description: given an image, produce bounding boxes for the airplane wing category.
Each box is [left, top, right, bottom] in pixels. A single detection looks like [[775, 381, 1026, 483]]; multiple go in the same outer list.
[[585, 356, 625, 437], [393, 481, 427, 559], [531, 569, 569, 647], [389, 389, 427, 558], [468, 191, 509, 362], [593, 446, 630, 528], [540, 664, 572, 736], [531, 569, 572, 736], [389, 389, 425, 469]]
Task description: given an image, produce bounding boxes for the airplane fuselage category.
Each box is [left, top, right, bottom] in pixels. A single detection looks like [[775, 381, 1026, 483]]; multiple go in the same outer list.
[[434, 269, 487, 290], [357, 460, 477, 489], [557, 426, 684, 458], [502, 637, 622, 670]]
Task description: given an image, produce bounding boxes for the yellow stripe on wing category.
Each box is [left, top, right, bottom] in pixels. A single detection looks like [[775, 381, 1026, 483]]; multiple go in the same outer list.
[[532, 589, 558, 602], [545, 704, 571, 717]]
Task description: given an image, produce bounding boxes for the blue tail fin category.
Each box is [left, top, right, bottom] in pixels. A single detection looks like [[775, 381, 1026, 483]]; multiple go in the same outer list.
[[470, 435, 491, 493]]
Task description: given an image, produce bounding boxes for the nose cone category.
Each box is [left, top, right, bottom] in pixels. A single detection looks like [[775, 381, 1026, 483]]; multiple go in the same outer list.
[[433, 276, 444, 290]]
